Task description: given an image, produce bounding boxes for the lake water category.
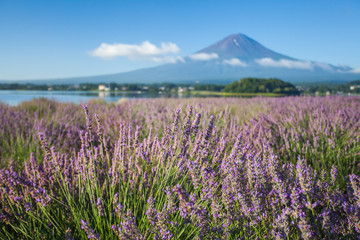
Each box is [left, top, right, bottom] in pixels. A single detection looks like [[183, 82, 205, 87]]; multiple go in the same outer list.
[[0, 90, 176, 106]]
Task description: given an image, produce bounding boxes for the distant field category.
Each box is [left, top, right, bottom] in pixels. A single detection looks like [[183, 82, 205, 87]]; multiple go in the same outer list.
[[1, 96, 360, 239]]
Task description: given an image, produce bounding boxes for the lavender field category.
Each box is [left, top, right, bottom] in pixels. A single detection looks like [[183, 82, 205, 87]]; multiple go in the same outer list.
[[1, 97, 360, 239]]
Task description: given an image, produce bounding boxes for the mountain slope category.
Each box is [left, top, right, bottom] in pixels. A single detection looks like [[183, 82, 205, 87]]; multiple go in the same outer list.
[[7, 33, 360, 84], [198, 34, 293, 61]]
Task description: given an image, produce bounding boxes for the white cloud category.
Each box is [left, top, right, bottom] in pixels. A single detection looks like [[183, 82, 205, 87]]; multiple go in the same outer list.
[[189, 52, 218, 61], [89, 41, 181, 62], [314, 62, 333, 71], [223, 58, 247, 67], [255, 58, 313, 70], [350, 68, 360, 73]]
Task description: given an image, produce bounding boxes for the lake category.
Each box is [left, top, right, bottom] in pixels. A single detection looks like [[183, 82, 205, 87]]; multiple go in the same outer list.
[[0, 90, 178, 106], [0, 90, 303, 105]]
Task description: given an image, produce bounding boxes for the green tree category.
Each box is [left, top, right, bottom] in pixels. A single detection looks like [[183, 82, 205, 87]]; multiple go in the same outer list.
[[223, 78, 300, 95]]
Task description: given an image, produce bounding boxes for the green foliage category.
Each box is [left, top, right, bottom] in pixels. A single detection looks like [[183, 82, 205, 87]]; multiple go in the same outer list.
[[194, 84, 224, 92], [301, 79, 360, 95], [223, 78, 300, 95]]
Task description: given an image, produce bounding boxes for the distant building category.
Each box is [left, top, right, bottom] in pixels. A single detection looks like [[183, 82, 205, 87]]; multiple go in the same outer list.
[[350, 85, 360, 90], [98, 84, 110, 91], [178, 87, 188, 93]]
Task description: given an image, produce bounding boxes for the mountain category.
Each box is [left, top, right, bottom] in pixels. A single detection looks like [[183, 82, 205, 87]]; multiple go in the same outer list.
[[198, 34, 293, 61], [5, 33, 360, 84]]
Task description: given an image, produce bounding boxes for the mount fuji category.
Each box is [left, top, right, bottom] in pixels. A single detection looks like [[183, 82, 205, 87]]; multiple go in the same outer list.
[[16, 33, 360, 84]]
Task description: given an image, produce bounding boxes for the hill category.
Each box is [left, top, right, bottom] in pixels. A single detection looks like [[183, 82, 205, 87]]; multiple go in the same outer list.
[[224, 78, 300, 95]]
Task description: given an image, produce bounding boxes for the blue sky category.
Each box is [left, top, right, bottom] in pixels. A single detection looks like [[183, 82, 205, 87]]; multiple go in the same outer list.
[[0, 0, 359, 80]]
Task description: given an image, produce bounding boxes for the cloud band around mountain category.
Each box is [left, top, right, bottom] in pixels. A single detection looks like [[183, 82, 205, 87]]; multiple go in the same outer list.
[[189, 53, 219, 61], [89, 41, 183, 63], [255, 58, 313, 70], [223, 58, 247, 67], [350, 68, 360, 73]]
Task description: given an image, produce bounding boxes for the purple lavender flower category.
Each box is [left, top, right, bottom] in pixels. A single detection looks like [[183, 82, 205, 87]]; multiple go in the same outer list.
[[80, 219, 100, 240], [83, 105, 92, 133], [96, 197, 104, 216]]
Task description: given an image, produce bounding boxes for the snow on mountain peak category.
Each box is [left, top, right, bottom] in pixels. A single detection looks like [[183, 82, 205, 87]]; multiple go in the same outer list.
[[233, 39, 239, 47]]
